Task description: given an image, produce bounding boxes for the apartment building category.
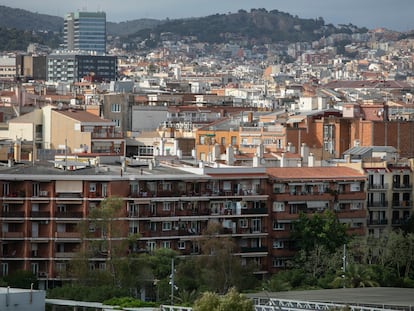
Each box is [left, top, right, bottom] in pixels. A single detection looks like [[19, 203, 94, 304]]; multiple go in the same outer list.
[[0, 162, 270, 288], [267, 166, 367, 273], [5, 105, 125, 158], [47, 52, 117, 83], [0, 155, 371, 288], [338, 149, 414, 238]]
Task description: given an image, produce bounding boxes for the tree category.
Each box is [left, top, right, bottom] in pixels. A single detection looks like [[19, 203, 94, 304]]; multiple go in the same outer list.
[[71, 196, 125, 286], [291, 210, 349, 255], [196, 222, 258, 293], [193, 287, 253, 311], [384, 230, 414, 278]]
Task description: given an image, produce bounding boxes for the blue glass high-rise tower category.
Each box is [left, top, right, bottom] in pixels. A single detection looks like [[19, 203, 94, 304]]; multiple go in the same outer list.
[[64, 11, 106, 54]]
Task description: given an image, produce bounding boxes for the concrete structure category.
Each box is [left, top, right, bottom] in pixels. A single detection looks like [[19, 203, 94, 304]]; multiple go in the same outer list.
[[0, 287, 45, 311], [47, 52, 117, 83], [64, 11, 106, 54]]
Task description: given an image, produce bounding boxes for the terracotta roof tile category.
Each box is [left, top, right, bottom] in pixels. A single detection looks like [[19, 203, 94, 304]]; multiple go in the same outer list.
[[267, 166, 365, 181]]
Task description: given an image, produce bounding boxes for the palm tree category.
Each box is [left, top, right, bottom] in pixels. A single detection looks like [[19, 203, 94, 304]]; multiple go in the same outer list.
[[331, 264, 379, 288]]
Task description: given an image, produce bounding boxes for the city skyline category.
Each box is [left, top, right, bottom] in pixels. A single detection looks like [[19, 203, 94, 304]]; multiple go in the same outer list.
[[0, 0, 413, 32]]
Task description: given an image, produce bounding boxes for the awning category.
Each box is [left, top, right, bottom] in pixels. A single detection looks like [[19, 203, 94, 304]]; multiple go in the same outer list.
[[307, 201, 329, 209]]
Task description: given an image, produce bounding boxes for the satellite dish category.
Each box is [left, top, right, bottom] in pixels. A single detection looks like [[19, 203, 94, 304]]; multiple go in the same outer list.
[[57, 103, 63, 110]]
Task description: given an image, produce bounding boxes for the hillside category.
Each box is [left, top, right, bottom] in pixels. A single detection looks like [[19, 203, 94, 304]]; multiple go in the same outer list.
[[125, 9, 368, 45], [0, 5, 63, 32]]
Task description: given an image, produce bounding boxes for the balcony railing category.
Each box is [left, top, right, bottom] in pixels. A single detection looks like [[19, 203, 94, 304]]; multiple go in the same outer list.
[[367, 183, 388, 190], [392, 200, 412, 208], [367, 201, 388, 208], [393, 183, 412, 189], [55, 211, 83, 218], [31, 211, 50, 217], [367, 219, 388, 225], [2, 232, 24, 238], [91, 132, 123, 139], [1, 211, 25, 217], [55, 232, 81, 239]]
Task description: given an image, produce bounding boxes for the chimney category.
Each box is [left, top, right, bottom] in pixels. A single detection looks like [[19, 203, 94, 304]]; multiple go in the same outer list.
[[308, 153, 315, 167], [301, 143, 309, 165], [286, 142, 294, 153], [256, 144, 264, 158], [226, 145, 235, 165], [280, 152, 287, 167]]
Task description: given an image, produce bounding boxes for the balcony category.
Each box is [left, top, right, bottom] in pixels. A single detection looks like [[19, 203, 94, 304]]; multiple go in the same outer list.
[[55, 232, 81, 239], [55, 211, 83, 218], [91, 131, 123, 139], [55, 252, 76, 258], [31, 211, 50, 218], [273, 192, 332, 202], [393, 183, 412, 190], [367, 201, 388, 208], [241, 207, 268, 215], [240, 247, 268, 253], [367, 183, 388, 190], [1, 211, 25, 218], [392, 201, 412, 208], [367, 219, 388, 226], [392, 218, 410, 226], [2, 232, 24, 238]]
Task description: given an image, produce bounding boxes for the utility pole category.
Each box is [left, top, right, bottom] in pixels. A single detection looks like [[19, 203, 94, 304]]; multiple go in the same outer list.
[[342, 244, 346, 288], [170, 257, 175, 305]]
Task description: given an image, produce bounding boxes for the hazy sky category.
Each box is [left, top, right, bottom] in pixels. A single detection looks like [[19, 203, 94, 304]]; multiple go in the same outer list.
[[1, 0, 413, 31]]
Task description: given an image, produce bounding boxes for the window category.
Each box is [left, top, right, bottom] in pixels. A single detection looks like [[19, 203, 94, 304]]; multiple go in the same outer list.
[[272, 221, 285, 231], [147, 241, 156, 252], [129, 224, 138, 234], [350, 183, 361, 192], [273, 240, 284, 249], [199, 136, 206, 144], [32, 183, 40, 197], [272, 202, 285, 212], [231, 136, 237, 146], [272, 258, 285, 268], [99, 263, 106, 270], [1, 263, 8, 276], [112, 119, 120, 127], [221, 137, 226, 145], [251, 218, 261, 233], [56, 262, 66, 273], [163, 202, 171, 211], [31, 263, 39, 276], [178, 241, 186, 249], [89, 183, 96, 192], [162, 241, 171, 249], [101, 183, 107, 197], [111, 103, 121, 112], [3, 183, 9, 196], [162, 222, 172, 231], [239, 219, 248, 228]]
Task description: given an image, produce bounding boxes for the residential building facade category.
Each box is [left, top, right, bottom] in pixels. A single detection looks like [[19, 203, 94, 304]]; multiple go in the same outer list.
[[47, 53, 117, 83]]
